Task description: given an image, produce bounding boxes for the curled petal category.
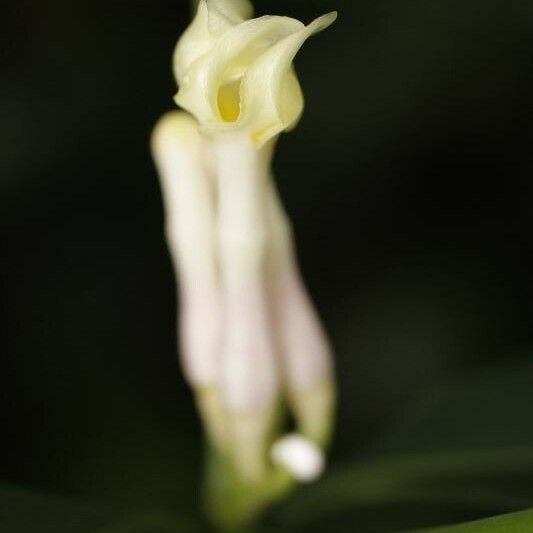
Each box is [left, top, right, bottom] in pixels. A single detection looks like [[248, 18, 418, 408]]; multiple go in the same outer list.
[[176, 16, 303, 127], [241, 12, 337, 146], [174, 1, 337, 147], [174, 0, 253, 84], [173, 1, 215, 85]]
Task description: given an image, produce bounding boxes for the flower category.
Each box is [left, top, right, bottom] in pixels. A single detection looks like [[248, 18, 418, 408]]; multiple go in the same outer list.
[[152, 0, 336, 488], [173, 0, 337, 147]]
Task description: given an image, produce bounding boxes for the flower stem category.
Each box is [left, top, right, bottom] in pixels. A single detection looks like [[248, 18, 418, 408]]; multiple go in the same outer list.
[[204, 437, 293, 532]]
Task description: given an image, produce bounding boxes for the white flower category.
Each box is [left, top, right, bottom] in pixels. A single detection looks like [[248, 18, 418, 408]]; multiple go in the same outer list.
[[152, 0, 336, 482], [173, 0, 337, 147]]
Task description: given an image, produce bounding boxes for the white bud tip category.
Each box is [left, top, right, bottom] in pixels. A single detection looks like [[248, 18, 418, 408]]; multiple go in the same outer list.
[[270, 434, 325, 483]]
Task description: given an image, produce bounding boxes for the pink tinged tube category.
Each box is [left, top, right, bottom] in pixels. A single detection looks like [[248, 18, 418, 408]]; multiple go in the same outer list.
[[150, 112, 225, 447], [151, 113, 333, 479], [213, 134, 280, 480], [266, 181, 335, 447]]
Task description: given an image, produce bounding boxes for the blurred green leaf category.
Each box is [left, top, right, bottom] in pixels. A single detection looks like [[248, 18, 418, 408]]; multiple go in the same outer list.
[[0, 484, 112, 533], [94, 511, 199, 533], [264, 362, 533, 532], [0, 484, 200, 533], [414, 508, 533, 532], [266, 449, 533, 532]]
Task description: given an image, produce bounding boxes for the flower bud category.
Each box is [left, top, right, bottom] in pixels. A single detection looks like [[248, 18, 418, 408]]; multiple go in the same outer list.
[[151, 112, 226, 447], [267, 183, 335, 447], [271, 434, 325, 483]]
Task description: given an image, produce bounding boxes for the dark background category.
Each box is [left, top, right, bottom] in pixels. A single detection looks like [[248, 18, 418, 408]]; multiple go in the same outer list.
[[2, 1, 533, 531]]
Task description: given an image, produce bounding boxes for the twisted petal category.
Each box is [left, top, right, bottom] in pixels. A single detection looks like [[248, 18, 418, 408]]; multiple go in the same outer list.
[[241, 12, 337, 146], [174, 1, 337, 147], [174, 0, 253, 84]]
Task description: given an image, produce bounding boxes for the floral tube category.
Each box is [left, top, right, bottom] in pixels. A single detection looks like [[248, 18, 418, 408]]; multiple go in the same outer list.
[[152, 0, 337, 486]]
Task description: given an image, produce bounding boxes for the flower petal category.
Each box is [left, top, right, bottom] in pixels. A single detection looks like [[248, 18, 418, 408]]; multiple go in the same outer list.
[[240, 12, 338, 146], [175, 15, 304, 127]]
